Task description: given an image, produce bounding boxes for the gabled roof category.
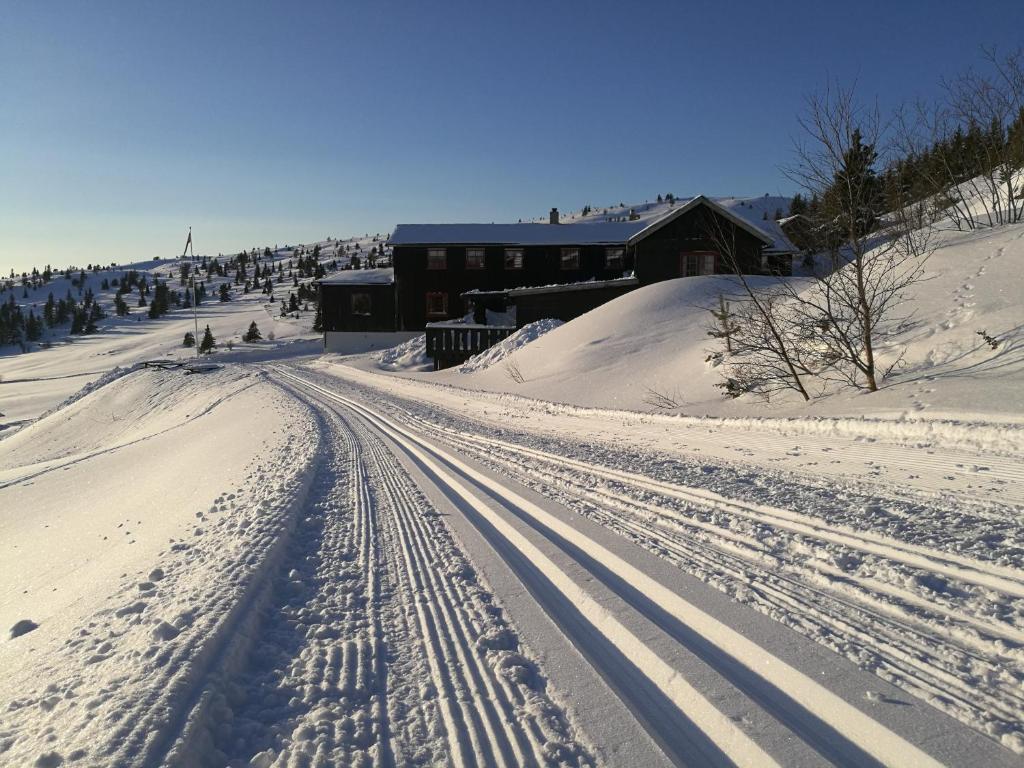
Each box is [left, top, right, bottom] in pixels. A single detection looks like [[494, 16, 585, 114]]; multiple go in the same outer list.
[[388, 196, 782, 250], [625, 195, 776, 247], [388, 221, 645, 247]]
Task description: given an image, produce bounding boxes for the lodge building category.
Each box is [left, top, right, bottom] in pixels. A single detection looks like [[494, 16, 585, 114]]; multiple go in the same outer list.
[[318, 196, 796, 366]]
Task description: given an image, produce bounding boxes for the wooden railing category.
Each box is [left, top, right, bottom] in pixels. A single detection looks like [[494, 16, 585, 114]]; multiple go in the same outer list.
[[425, 323, 515, 370]]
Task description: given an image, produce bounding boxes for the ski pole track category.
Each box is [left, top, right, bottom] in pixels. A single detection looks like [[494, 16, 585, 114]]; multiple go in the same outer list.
[[184, 410, 395, 768], [382, 404, 1024, 749], [255, 376, 593, 767], [274, 366, 998, 767]]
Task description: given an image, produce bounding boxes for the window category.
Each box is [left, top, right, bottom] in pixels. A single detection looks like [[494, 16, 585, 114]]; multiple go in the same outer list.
[[605, 247, 625, 269], [425, 291, 448, 317], [504, 249, 524, 269], [466, 248, 485, 269], [427, 248, 447, 270], [350, 292, 371, 316], [684, 252, 717, 277], [560, 248, 580, 270]]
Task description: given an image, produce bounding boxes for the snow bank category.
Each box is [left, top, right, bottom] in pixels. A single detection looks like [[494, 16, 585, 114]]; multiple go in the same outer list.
[[442, 275, 749, 409], [422, 223, 1024, 424], [375, 334, 429, 371], [459, 319, 563, 374]]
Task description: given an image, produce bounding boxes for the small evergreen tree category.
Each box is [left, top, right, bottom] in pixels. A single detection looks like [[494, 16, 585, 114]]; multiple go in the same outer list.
[[243, 321, 261, 342], [198, 325, 215, 354], [183, 331, 195, 347]]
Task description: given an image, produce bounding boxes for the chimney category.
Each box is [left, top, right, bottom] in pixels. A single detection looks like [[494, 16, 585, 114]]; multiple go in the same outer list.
[[549, 207, 560, 225]]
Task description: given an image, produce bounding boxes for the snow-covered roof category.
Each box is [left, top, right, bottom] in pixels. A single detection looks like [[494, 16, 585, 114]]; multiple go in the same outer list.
[[388, 196, 796, 253], [626, 195, 775, 247], [318, 268, 394, 285], [508, 276, 639, 298], [388, 222, 646, 247]]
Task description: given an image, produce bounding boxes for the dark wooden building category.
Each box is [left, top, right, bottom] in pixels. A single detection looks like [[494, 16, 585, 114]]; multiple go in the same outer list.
[[388, 196, 786, 333], [317, 268, 419, 354]]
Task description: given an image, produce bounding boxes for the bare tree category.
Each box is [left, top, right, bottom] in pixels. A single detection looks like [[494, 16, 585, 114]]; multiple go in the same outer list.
[[785, 82, 934, 391], [701, 212, 814, 401], [942, 47, 1024, 226]]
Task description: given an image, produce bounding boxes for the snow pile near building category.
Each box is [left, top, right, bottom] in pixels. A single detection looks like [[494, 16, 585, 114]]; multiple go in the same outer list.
[[445, 277, 731, 409], [458, 319, 564, 374], [375, 334, 430, 371], [446, 223, 1024, 422]]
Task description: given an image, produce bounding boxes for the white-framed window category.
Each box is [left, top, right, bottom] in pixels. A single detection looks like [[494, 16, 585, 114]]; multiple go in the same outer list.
[[427, 248, 447, 270], [560, 247, 580, 269], [504, 248, 524, 269], [351, 292, 371, 316], [684, 252, 717, 276], [426, 291, 448, 317], [466, 248, 485, 269], [605, 247, 625, 269]]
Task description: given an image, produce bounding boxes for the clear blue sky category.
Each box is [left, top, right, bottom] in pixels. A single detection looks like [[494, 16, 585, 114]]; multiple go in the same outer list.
[[2, 0, 1020, 274]]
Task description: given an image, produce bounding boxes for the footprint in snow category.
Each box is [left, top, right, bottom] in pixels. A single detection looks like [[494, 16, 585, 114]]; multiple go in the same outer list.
[[9, 619, 39, 639]]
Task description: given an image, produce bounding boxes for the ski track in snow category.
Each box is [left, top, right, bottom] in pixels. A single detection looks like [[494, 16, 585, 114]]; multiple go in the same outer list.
[[164, 380, 590, 767], [284, 362, 1024, 759], [3, 358, 1022, 766]]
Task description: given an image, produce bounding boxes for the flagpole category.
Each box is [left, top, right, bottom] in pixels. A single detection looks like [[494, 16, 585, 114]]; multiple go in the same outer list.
[[184, 227, 200, 360]]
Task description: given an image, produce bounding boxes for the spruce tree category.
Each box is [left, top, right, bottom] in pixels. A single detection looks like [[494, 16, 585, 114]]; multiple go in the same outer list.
[[183, 331, 195, 348], [243, 321, 261, 342], [199, 325, 215, 354]]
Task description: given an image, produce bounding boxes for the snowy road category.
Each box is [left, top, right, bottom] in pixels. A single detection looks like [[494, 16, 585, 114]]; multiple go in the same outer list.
[[263, 364, 1022, 767]]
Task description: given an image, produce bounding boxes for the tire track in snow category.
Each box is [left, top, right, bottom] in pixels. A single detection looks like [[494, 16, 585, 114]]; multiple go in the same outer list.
[[273, 366, 983, 768]]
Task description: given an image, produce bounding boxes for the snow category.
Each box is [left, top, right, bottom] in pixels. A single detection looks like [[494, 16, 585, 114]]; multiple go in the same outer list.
[[317, 267, 394, 285], [507, 275, 638, 296], [458, 319, 564, 374], [372, 333, 430, 371]]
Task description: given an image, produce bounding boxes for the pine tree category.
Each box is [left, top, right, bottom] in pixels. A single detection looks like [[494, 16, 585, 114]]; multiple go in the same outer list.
[[183, 331, 195, 348], [199, 325, 215, 354], [219, 283, 231, 302], [243, 321, 261, 342]]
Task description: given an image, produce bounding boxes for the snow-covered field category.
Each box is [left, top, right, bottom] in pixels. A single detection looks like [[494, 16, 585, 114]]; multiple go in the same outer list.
[[1, 218, 1022, 766]]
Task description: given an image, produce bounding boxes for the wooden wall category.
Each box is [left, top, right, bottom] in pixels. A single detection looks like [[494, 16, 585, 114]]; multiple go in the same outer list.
[[633, 206, 765, 283], [318, 282, 397, 332], [393, 244, 633, 330]]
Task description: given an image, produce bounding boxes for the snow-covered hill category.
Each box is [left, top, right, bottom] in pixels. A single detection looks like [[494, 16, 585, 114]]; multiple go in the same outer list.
[[380, 223, 1023, 424], [0, 232, 389, 428]]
